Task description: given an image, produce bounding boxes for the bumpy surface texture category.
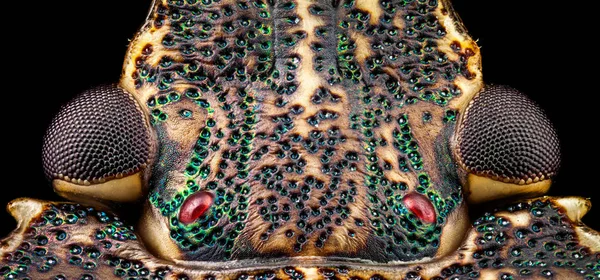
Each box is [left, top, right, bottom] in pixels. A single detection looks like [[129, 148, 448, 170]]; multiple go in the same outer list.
[[42, 85, 150, 183], [3, 0, 598, 279], [117, 0, 482, 262], [0, 197, 598, 279], [457, 85, 560, 183]]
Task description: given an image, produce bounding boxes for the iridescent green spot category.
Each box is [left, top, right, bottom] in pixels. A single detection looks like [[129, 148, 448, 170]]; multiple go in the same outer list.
[[422, 112, 432, 122], [56, 230, 67, 241], [179, 110, 193, 118], [443, 110, 457, 123], [70, 245, 82, 255], [169, 92, 181, 101], [186, 89, 201, 99]]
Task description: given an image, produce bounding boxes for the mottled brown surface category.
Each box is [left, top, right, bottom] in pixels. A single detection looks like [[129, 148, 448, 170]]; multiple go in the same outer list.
[[121, 0, 481, 262], [2, 0, 596, 279], [1, 197, 598, 279]]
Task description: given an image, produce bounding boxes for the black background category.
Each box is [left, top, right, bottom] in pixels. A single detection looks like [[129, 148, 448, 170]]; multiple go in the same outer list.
[[2, 1, 597, 236]]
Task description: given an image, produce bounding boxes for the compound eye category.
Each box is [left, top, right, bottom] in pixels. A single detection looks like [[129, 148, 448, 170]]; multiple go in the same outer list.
[[42, 84, 151, 207], [456, 85, 561, 203]]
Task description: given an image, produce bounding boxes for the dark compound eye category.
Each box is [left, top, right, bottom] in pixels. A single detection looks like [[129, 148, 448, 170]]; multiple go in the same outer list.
[[456, 85, 560, 185], [179, 191, 214, 224], [42, 84, 150, 185]]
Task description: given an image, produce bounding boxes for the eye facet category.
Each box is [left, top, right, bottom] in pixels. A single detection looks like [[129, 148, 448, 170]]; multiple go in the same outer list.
[[42, 84, 151, 206], [403, 192, 436, 224], [179, 191, 214, 224], [455, 85, 561, 203]]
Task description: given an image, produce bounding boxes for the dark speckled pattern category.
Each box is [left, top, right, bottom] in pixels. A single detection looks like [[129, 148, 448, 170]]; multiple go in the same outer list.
[[1, 0, 598, 279], [0, 197, 597, 279], [126, 0, 481, 262]]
